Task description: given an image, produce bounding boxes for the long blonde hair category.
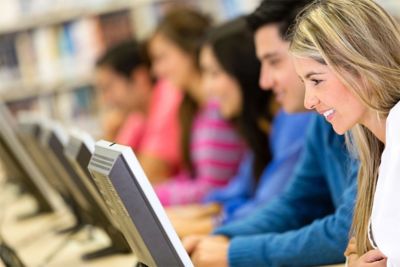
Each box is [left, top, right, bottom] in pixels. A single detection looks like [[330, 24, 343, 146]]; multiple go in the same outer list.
[[289, 0, 400, 255]]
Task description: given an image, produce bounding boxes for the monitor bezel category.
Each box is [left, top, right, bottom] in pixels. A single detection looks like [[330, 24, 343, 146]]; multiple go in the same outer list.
[[0, 105, 56, 210], [88, 140, 193, 267]]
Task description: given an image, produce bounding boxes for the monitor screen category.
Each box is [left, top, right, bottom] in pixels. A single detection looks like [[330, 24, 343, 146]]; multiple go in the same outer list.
[[15, 118, 91, 229], [0, 136, 53, 213], [64, 130, 107, 215], [88, 140, 193, 267], [39, 122, 93, 213], [0, 104, 55, 212], [16, 120, 70, 199], [64, 130, 131, 259]]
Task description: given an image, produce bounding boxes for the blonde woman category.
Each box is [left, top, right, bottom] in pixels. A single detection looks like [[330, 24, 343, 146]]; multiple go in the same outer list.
[[290, 0, 400, 266]]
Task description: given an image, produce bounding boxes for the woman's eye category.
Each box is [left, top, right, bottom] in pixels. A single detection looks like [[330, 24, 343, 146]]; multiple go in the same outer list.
[[312, 79, 322, 86], [269, 59, 280, 66]]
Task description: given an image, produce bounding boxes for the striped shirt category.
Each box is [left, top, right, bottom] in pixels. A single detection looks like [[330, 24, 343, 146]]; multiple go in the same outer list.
[[155, 101, 245, 206]]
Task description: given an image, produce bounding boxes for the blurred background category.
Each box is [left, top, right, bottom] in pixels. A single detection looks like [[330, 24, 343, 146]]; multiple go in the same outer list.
[[0, 1, 399, 266], [0, 0, 398, 137], [0, 0, 262, 138]]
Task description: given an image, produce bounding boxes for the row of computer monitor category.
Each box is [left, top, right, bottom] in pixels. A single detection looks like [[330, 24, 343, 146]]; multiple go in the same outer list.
[[0, 103, 193, 267]]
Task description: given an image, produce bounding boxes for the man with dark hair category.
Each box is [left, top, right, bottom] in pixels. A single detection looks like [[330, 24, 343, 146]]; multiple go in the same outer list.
[[183, 1, 357, 266], [95, 40, 182, 183], [96, 41, 153, 120]]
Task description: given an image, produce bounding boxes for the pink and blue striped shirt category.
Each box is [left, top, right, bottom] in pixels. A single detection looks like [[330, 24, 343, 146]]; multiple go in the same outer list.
[[155, 101, 245, 206]]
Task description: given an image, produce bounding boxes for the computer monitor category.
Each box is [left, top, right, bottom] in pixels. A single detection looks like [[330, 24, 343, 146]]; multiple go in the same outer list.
[[0, 137, 53, 215], [0, 104, 55, 214], [64, 130, 131, 259], [16, 118, 88, 229], [88, 140, 193, 267], [39, 122, 92, 213]]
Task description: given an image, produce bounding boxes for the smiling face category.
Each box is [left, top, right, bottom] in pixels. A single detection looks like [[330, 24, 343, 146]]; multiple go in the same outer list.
[[254, 24, 306, 113], [200, 45, 242, 119], [293, 56, 369, 134]]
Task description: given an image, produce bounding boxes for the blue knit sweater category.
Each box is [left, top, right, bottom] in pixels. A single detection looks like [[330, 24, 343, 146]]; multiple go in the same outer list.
[[214, 115, 358, 267], [204, 111, 311, 224]]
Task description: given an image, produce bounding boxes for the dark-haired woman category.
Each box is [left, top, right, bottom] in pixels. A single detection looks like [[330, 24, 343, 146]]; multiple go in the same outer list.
[[167, 18, 311, 238], [149, 7, 246, 205]]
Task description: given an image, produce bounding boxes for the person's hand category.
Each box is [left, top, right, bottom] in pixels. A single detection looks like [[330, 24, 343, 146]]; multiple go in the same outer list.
[[350, 249, 387, 267], [166, 203, 221, 219], [190, 235, 230, 267], [166, 205, 207, 219], [182, 235, 208, 255], [345, 237, 359, 266], [101, 108, 126, 140], [345, 237, 357, 256], [169, 216, 214, 238]]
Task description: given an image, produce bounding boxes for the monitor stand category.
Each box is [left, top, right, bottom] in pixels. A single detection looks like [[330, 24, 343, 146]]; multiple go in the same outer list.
[[0, 238, 26, 267], [56, 196, 86, 235], [16, 206, 52, 221], [82, 230, 131, 260]]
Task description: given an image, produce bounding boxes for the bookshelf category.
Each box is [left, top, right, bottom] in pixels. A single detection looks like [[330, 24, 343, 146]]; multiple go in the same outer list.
[[0, 0, 147, 35], [0, 0, 260, 128]]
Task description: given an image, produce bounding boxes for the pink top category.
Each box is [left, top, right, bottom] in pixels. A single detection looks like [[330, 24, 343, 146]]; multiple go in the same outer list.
[[116, 80, 182, 173], [155, 101, 246, 206], [115, 112, 146, 149]]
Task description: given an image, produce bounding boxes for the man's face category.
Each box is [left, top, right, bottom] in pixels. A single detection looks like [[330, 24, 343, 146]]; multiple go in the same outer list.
[[95, 67, 147, 112], [254, 24, 307, 113], [95, 67, 130, 109]]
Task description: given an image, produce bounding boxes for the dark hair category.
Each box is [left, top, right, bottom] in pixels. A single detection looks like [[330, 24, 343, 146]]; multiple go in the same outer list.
[[246, 0, 312, 40], [154, 7, 211, 175], [154, 7, 211, 67], [204, 17, 273, 180], [96, 40, 150, 79]]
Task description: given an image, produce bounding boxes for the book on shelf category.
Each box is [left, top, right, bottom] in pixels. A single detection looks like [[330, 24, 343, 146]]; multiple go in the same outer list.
[[0, 0, 269, 129]]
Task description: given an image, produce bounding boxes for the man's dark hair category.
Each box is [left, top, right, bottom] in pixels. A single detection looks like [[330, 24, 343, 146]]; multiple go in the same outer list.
[[96, 40, 150, 79], [246, 0, 312, 40]]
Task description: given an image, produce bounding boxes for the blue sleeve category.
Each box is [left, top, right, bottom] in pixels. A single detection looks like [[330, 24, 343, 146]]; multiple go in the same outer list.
[[226, 138, 305, 223], [213, 117, 358, 266], [212, 131, 333, 237], [203, 153, 254, 213], [223, 111, 312, 223], [214, 117, 331, 236], [225, 181, 356, 267]]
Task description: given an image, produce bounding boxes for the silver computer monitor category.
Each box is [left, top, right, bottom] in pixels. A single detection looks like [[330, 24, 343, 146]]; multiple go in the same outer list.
[[17, 118, 70, 199], [0, 136, 53, 214], [17, 118, 90, 229], [64, 131, 130, 259], [0, 104, 56, 213], [88, 140, 193, 267], [39, 122, 93, 213]]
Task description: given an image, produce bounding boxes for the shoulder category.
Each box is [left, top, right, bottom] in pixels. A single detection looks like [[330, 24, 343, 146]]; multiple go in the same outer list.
[[387, 100, 400, 121], [200, 100, 225, 121], [150, 79, 182, 107], [273, 110, 313, 128], [386, 101, 400, 148], [304, 114, 347, 154], [272, 110, 313, 138]]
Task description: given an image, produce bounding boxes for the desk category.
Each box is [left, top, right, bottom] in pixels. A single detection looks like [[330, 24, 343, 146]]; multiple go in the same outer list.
[[1, 184, 137, 267], [1, 183, 345, 267]]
